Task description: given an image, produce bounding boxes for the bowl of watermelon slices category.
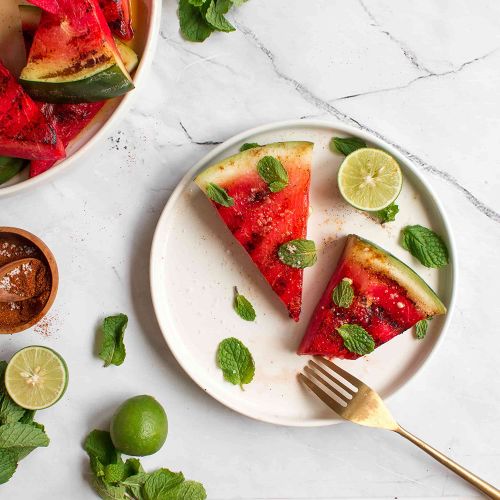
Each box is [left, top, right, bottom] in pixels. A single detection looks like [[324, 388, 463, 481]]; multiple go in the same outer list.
[[0, 0, 161, 196]]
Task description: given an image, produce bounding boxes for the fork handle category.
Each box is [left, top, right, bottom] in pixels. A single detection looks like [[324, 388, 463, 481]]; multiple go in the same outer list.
[[396, 426, 500, 499]]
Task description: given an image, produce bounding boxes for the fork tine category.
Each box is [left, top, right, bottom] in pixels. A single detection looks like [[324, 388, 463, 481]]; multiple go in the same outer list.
[[304, 366, 348, 406], [308, 360, 354, 397], [298, 373, 346, 415], [316, 357, 363, 389]]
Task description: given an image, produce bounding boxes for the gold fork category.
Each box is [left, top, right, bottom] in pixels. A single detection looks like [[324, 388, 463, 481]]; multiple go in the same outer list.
[[299, 357, 500, 499]]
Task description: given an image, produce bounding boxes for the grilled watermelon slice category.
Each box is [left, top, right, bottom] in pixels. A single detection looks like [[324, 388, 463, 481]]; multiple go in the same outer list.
[[195, 142, 313, 321], [298, 234, 446, 358], [0, 59, 64, 161], [99, 0, 133, 41], [20, 0, 134, 103]]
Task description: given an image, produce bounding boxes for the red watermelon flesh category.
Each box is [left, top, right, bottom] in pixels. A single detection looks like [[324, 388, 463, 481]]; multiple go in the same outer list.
[[195, 142, 313, 321], [30, 101, 104, 177], [298, 235, 446, 359], [0, 60, 64, 161], [99, 0, 133, 41]]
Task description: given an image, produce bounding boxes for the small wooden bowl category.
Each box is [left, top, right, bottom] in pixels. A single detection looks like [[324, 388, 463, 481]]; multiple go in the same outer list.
[[0, 227, 58, 334]]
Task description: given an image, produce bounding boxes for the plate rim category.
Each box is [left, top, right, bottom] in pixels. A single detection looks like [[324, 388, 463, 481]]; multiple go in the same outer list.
[[150, 118, 458, 427], [0, 0, 162, 199]]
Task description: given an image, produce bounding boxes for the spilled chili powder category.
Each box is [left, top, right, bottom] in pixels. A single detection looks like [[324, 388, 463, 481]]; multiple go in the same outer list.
[[0, 235, 51, 330]]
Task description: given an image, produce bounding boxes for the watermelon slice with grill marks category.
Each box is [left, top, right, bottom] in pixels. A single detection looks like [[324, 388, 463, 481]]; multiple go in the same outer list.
[[298, 234, 446, 358], [195, 142, 314, 321], [0, 59, 64, 161], [99, 0, 134, 41]]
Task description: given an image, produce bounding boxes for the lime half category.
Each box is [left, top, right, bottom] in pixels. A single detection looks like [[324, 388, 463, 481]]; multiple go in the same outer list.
[[5, 346, 68, 410], [338, 148, 402, 211]]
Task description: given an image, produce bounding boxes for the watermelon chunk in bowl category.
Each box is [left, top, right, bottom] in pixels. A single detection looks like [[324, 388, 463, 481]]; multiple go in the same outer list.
[[99, 0, 134, 41], [298, 234, 446, 359], [195, 142, 313, 321]]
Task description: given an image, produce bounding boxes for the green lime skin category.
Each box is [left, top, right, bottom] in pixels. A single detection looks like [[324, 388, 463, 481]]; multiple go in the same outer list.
[[110, 395, 168, 456]]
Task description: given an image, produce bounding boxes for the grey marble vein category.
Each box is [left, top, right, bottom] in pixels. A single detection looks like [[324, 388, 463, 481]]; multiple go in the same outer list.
[[234, 19, 500, 224], [179, 121, 223, 146]]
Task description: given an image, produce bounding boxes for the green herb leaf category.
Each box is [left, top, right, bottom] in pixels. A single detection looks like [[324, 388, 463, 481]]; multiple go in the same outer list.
[[18, 410, 36, 424], [0, 422, 49, 449], [99, 314, 128, 367], [401, 225, 449, 268], [104, 462, 128, 485], [122, 472, 149, 497], [92, 477, 126, 500], [217, 337, 255, 389], [0, 449, 18, 484], [179, 0, 214, 42], [336, 324, 375, 355], [206, 182, 234, 207], [84, 430, 120, 466], [143, 469, 185, 500], [167, 480, 207, 500], [188, 0, 207, 6], [257, 156, 288, 193], [376, 202, 399, 223], [332, 278, 354, 308], [0, 157, 27, 185], [330, 137, 367, 156], [0, 364, 25, 424], [204, 0, 235, 32], [240, 142, 261, 152], [233, 288, 256, 321], [124, 458, 144, 477], [415, 319, 429, 340], [277, 239, 317, 269]]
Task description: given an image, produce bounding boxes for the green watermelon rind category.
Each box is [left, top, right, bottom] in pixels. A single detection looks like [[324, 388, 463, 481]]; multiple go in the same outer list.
[[346, 234, 446, 317], [194, 141, 314, 189]]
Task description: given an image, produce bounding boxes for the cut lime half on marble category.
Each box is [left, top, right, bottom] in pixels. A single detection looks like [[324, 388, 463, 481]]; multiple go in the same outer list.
[[5, 346, 68, 410], [338, 148, 403, 211]]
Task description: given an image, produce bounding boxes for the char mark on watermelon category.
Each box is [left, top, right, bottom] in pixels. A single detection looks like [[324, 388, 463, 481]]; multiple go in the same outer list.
[[0, 60, 64, 161], [30, 101, 105, 177], [195, 142, 314, 322], [99, 0, 134, 41], [298, 234, 446, 359]]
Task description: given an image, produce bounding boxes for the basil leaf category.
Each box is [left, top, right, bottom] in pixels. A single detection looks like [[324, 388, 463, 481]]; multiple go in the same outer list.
[[217, 337, 255, 389], [240, 143, 261, 152], [233, 288, 256, 321], [336, 324, 375, 355], [332, 278, 354, 308], [278, 239, 317, 269], [401, 225, 449, 268], [206, 182, 234, 207], [257, 156, 288, 193], [330, 137, 367, 156], [376, 202, 399, 223]]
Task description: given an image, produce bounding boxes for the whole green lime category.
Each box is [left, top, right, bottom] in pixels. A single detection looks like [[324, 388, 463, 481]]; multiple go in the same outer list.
[[110, 395, 168, 456]]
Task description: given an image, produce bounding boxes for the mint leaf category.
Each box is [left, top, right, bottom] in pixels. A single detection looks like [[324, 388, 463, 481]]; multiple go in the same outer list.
[[179, 0, 214, 42], [217, 337, 255, 389], [0, 449, 17, 484], [104, 462, 127, 485], [233, 288, 256, 321], [376, 202, 399, 223], [204, 0, 235, 32], [0, 363, 25, 424], [401, 225, 449, 268], [330, 136, 367, 156], [206, 182, 234, 207], [278, 239, 317, 269], [92, 477, 126, 500], [84, 430, 120, 465], [143, 469, 185, 500], [415, 319, 429, 340], [0, 157, 27, 185], [122, 472, 149, 497], [99, 314, 128, 367], [167, 480, 207, 500], [0, 422, 49, 448], [188, 0, 207, 5], [124, 457, 144, 477], [18, 410, 36, 424], [257, 156, 288, 193], [336, 324, 375, 355], [332, 278, 354, 308], [240, 142, 260, 152]]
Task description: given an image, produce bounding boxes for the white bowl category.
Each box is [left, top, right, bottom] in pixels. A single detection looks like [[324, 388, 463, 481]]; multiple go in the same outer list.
[[0, 0, 161, 198]]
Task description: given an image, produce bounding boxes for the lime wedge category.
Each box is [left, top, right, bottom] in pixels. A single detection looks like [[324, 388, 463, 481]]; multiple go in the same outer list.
[[5, 346, 68, 410], [338, 148, 402, 211]]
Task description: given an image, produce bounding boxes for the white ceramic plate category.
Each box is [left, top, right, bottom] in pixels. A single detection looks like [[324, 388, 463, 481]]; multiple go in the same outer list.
[[0, 0, 161, 198], [150, 120, 456, 427]]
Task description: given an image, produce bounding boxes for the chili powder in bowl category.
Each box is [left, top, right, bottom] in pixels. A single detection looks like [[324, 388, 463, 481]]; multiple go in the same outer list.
[[0, 227, 58, 334]]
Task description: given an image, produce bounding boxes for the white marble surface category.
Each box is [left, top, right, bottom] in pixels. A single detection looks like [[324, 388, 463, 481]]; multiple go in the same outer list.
[[2, 0, 500, 498]]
